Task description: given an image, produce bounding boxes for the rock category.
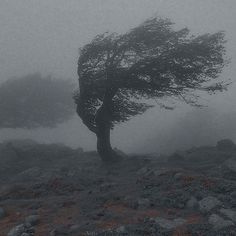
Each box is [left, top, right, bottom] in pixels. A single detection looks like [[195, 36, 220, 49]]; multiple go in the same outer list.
[[219, 208, 236, 222], [152, 168, 169, 177], [155, 217, 186, 230], [208, 214, 234, 230], [137, 198, 150, 209], [186, 197, 198, 209], [137, 167, 150, 175], [116, 225, 127, 234], [69, 224, 81, 233], [199, 196, 222, 213], [50, 226, 70, 235], [21, 234, 30, 236], [25, 215, 40, 226], [217, 139, 235, 151], [7, 224, 26, 236], [174, 172, 184, 180], [0, 207, 6, 219]]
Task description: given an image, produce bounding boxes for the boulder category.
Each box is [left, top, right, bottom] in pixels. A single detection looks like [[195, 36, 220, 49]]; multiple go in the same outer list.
[[155, 217, 186, 230], [199, 196, 222, 213], [116, 225, 127, 234], [219, 208, 236, 223], [208, 214, 234, 230]]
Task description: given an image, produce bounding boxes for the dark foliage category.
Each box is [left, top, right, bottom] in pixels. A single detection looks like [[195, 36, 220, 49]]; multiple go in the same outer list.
[[75, 17, 229, 134]]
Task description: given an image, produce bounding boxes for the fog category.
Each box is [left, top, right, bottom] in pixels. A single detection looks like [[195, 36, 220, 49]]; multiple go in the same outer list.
[[0, 0, 236, 154]]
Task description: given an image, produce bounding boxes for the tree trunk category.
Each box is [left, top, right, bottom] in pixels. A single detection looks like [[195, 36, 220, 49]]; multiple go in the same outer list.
[[95, 89, 120, 162], [96, 122, 114, 162], [95, 103, 116, 162]]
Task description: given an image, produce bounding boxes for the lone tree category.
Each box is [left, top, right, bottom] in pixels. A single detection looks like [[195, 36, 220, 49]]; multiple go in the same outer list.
[[75, 17, 229, 162], [0, 73, 75, 129]]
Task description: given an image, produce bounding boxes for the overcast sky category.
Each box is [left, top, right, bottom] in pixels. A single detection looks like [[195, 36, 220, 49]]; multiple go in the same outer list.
[[0, 0, 236, 153]]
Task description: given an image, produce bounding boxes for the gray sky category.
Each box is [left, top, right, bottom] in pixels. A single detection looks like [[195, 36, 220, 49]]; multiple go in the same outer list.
[[0, 0, 236, 153]]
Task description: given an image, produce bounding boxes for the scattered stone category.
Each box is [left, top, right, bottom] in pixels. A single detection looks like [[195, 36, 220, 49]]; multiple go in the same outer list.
[[219, 208, 236, 223], [186, 197, 199, 209], [217, 139, 235, 152], [25, 215, 40, 226], [199, 196, 222, 213], [7, 224, 26, 236], [155, 217, 186, 230], [208, 214, 234, 230], [0, 207, 6, 219]]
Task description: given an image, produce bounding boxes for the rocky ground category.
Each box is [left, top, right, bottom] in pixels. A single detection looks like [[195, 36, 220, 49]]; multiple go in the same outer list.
[[1, 139, 236, 235]]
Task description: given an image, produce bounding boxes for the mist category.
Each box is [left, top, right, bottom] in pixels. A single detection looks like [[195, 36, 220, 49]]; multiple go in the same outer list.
[[0, 0, 236, 154]]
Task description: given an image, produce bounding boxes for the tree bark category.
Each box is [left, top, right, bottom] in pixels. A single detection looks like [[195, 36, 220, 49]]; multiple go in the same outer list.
[[95, 88, 120, 162], [96, 122, 114, 162]]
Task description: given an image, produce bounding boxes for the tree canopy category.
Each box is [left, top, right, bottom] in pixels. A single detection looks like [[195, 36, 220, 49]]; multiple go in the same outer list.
[[0, 73, 75, 129], [75, 17, 229, 135]]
